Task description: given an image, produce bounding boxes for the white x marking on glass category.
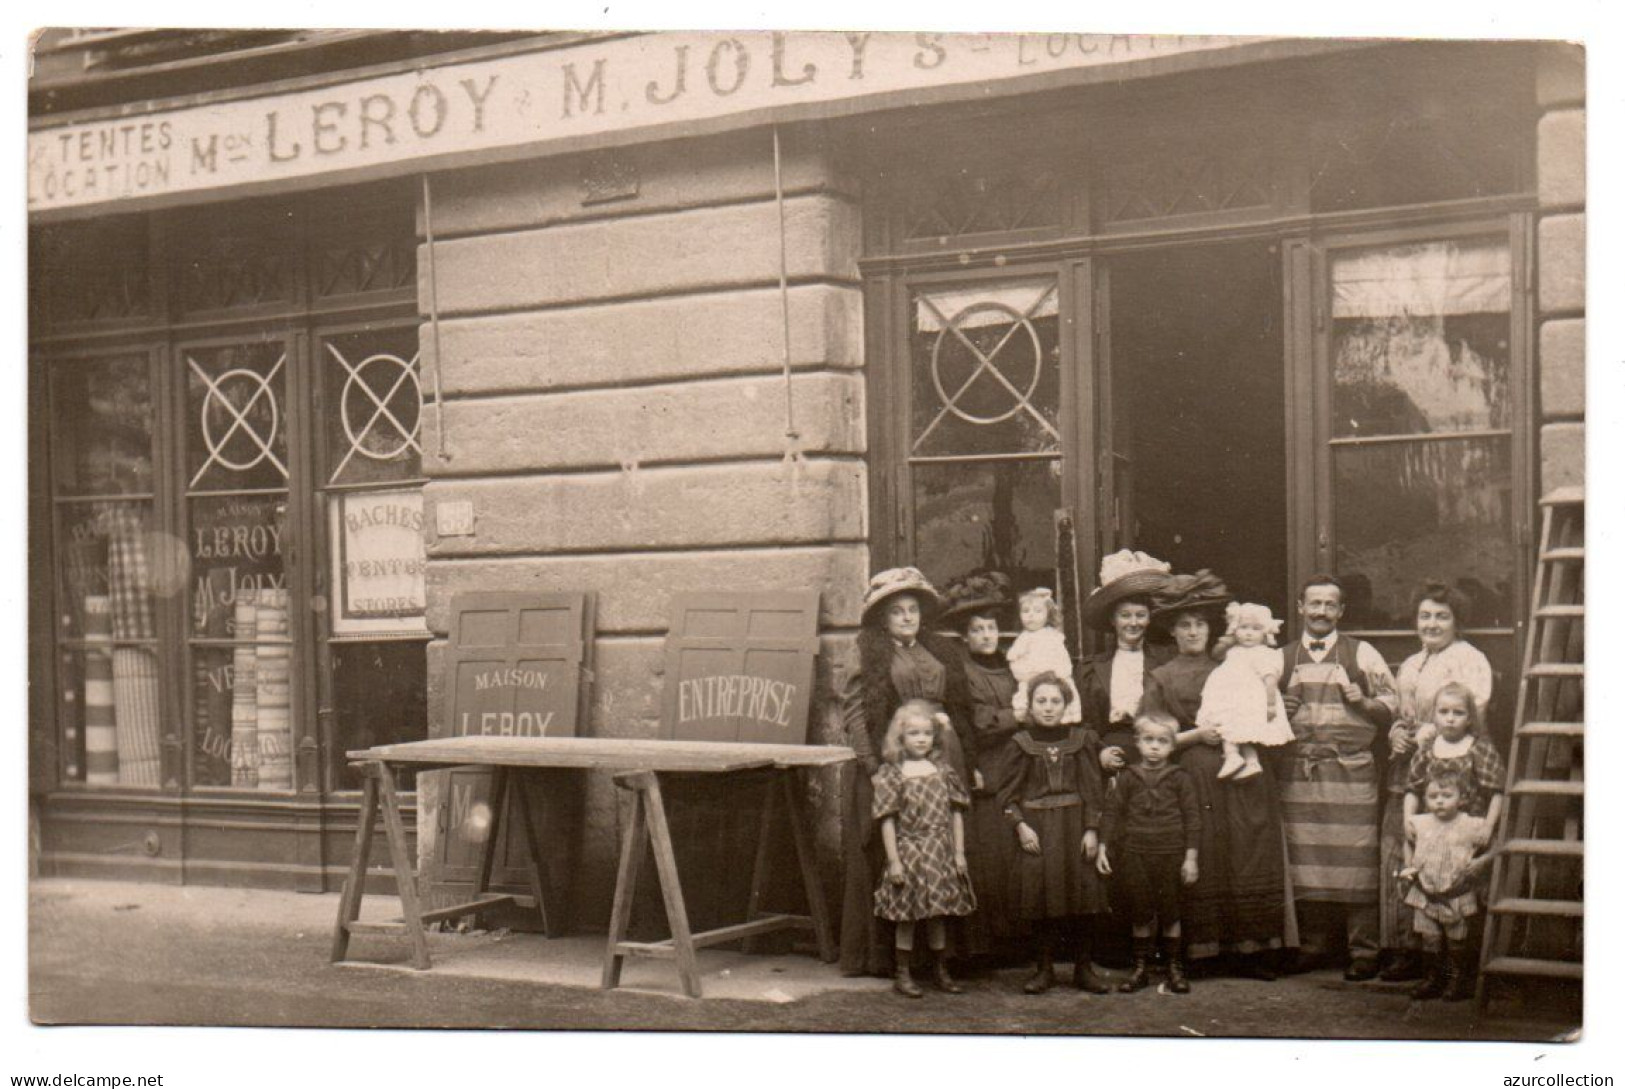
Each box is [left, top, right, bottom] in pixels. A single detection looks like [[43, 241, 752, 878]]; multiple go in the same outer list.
[[327, 344, 423, 484], [189, 352, 288, 487]]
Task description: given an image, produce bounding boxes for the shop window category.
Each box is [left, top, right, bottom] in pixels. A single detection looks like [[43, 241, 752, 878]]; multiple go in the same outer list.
[[905, 277, 1061, 592], [902, 165, 1062, 242], [1327, 236, 1517, 630], [49, 352, 165, 787], [37, 189, 422, 796], [1101, 137, 1275, 225], [319, 325, 428, 791]]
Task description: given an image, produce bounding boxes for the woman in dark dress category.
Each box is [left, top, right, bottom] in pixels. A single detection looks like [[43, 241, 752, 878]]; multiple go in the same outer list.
[[838, 567, 976, 977], [1140, 570, 1289, 979], [935, 571, 1025, 959], [1076, 550, 1174, 965]]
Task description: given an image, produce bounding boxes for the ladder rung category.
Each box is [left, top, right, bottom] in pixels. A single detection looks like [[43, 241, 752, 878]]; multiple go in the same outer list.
[[1490, 897, 1584, 918], [1503, 838, 1584, 858], [1480, 956, 1583, 981], [1510, 779, 1584, 797], [1528, 663, 1584, 678], [1518, 721, 1584, 738], [1535, 604, 1585, 619], [1539, 548, 1585, 563]]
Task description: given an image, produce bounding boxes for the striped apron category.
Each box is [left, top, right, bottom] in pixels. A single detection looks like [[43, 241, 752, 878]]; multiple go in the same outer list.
[[1280, 640, 1380, 905]]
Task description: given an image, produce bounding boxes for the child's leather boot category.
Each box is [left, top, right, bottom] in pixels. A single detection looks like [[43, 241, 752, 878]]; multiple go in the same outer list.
[[893, 962, 923, 999], [1117, 938, 1154, 993], [1073, 959, 1110, 994], [1022, 950, 1056, 994], [932, 952, 964, 995], [1166, 953, 1191, 994], [1441, 942, 1474, 1002], [1410, 951, 1447, 1000]]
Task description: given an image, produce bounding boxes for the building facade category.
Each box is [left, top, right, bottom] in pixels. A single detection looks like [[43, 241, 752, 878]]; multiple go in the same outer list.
[[27, 31, 1584, 922]]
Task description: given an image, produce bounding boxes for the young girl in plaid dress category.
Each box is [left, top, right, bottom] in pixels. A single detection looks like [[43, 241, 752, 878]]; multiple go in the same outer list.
[[873, 700, 977, 997]]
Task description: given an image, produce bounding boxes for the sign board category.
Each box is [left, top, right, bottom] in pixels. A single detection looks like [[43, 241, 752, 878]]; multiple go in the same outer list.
[[26, 31, 1295, 217], [660, 591, 820, 745], [427, 591, 593, 911], [329, 489, 427, 636]]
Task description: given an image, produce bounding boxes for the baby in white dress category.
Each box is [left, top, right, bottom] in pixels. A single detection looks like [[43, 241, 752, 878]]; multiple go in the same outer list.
[[1007, 588, 1082, 725], [1197, 602, 1293, 780]]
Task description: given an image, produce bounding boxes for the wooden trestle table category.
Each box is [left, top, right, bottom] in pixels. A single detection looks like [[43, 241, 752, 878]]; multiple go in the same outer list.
[[331, 736, 854, 998]]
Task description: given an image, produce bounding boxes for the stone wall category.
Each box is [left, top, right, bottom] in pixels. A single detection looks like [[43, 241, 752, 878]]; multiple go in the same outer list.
[[1535, 43, 1585, 494], [414, 124, 866, 923]]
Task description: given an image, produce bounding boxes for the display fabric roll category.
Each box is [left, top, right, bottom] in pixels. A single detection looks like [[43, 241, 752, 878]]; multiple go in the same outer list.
[[113, 649, 162, 786], [82, 595, 119, 785], [105, 506, 162, 787], [255, 589, 292, 791], [229, 597, 260, 788]]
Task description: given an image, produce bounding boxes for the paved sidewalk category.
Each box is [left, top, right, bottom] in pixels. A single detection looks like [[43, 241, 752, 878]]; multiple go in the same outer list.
[[28, 878, 1578, 1038]]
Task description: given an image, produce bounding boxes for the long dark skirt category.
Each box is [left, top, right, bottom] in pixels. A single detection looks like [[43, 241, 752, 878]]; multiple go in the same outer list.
[[838, 761, 894, 976], [1177, 741, 1288, 959], [959, 788, 1026, 956], [1016, 803, 1108, 921]]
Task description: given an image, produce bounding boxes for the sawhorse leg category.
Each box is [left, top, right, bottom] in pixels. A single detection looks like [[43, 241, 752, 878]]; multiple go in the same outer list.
[[330, 764, 380, 963], [602, 771, 701, 997], [781, 770, 836, 962], [377, 764, 433, 970]]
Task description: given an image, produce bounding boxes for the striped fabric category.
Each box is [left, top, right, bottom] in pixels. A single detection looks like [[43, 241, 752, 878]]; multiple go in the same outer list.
[[255, 590, 293, 791], [230, 597, 261, 788], [112, 649, 162, 786], [82, 595, 119, 785], [1281, 655, 1381, 904], [104, 504, 155, 641]]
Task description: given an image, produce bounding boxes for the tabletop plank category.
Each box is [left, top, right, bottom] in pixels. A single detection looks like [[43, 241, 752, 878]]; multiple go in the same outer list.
[[348, 736, 855, 772]]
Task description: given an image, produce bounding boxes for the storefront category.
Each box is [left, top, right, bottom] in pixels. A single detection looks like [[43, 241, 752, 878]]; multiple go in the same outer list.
[[28, 31, 1584, 922]]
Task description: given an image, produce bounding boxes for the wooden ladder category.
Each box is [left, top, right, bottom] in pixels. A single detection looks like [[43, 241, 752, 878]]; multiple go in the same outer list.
[[1477, 486, 1584, 1007]]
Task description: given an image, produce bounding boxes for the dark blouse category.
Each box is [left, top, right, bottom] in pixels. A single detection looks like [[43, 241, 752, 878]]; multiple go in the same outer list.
[[962, 650, 1021, 758], [995, 725, 1105, 831]]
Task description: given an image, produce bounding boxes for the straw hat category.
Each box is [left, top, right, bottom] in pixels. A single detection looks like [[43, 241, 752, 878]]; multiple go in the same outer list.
[[1149, 569, 1233, 631], [1082, 549, 1173, 630], [860, 567, 941, 628], [936, 570, 1014, 630]]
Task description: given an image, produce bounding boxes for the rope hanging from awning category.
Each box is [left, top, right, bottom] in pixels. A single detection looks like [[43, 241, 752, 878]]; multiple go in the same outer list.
[[773, 125, 803, 464], [422, 172, 451, 462]]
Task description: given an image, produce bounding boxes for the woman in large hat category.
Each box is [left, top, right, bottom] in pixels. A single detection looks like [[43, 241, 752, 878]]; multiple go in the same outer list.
[[838, 567, 976, 978], [1141, 571, 1290, 979], [1077, 550, 1176, 768], [934, 570, 1026, 960], [1075, 549, 1174, 965]]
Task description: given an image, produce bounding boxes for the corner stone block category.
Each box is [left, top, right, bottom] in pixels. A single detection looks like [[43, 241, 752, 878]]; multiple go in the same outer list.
[[1539, 319, 1585, 419], [425, 195, 860, 314], [424, 544, 871, 634], [425, 458, 866, 556], [428, 284, 862, 397], [1538, 109, 1585, 209], [1538, 214, 1585, 314], [425, 372, 866, 474], [1536, 42, 1585, 109], [1540, 422, 1585, 494]]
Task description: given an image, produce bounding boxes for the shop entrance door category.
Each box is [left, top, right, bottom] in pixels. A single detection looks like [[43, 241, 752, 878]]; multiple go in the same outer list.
[[1099, 242, 1289, 616]]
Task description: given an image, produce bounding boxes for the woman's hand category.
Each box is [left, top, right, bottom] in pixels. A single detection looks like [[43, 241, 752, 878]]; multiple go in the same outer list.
[[887, 859, 906, 886], [1471, 822, 1495, 850], [1389, 721, 1416, 757], [1082, 829, 1099, 860], [973, 769, 986, 792], [1096, 845, 1112, 876], [1282, 693, 1302, 718], [1017, 823, 1041, 855], [1099, 747, 1126, 772], [953, 853, 969, 876], [1181, 857, 1199, 886], [1188, 725, 1223, 748]]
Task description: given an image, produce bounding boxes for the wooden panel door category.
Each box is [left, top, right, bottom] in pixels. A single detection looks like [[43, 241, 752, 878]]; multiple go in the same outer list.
[[660, 592, 820, 744], [426, 592, 593, 911]]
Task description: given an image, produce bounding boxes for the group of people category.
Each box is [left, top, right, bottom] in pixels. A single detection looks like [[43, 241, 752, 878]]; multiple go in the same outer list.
[[837, 551, 1504, 1004]]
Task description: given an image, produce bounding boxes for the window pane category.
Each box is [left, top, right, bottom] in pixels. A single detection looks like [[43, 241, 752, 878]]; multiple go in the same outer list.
[[190, 495, 289, 637], [331, 641, 428, 791], [185, 342, 289, 491], [189, 613, 293, 793], [912, 459, 1060, 596], [322, 328, 423, 487], [59, 642, 163, 788], [1331, 239, 1511, 437], [1333, 437, 1514, 630], [910, 279, 1061, 457], [58, 501, 159, 641], [52, 355, 154, 495]]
